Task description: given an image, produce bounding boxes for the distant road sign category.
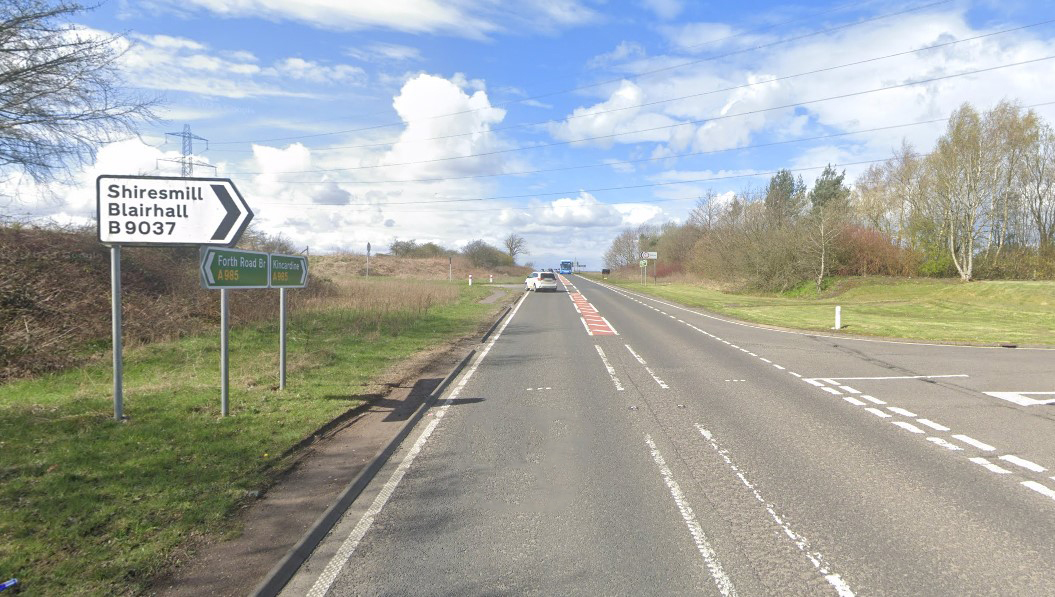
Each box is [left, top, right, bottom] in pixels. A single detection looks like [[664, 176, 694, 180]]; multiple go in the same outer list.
[[639, 260, 648, 267], [98, 175, 252, 246], [643, 251, 658, 259], [200, 248, 270, 289], [270, 254, 308, 288]]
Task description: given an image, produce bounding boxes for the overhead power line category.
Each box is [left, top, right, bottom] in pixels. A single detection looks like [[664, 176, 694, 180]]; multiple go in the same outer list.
[[210, 0, 954, 146], [225, 55, 1055, 176], [207, 18, 1054, 156]]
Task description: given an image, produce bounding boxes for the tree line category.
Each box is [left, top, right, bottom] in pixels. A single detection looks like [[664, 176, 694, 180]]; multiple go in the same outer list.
[[604, 100, 1055, 291], [390, 233, 528, 268]]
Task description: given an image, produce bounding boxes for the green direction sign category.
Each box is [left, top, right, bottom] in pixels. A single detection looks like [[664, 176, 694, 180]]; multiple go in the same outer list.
[[200, 247, 270, 289], [639, 260, 648, 267], [270, 254, 308, 288]]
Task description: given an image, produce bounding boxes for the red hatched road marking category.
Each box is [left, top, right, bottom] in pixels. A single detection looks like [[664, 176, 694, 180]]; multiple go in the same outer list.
[[558, 275, 615, 335]]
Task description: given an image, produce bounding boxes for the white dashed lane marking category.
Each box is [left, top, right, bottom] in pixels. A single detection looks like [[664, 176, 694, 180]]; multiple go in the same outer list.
[[579, 276, 1055, 508], [1000, 455, 1046, 473]]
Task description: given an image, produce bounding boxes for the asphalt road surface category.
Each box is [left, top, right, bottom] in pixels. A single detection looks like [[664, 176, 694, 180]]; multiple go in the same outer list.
[[282, 274, 1055, 596]]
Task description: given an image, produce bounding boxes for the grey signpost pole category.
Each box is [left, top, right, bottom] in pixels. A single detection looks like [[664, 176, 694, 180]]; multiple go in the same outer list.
[[110, 245, 123, 420], [279, 287, 287, 390], [220, 288, 230, 416], [366, 242, 371, 278], [449, 257, 452, 281]]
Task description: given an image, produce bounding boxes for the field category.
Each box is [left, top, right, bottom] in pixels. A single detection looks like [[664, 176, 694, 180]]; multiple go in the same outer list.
[[589, 274, 1055, 346], [0, 268, 511, 595]]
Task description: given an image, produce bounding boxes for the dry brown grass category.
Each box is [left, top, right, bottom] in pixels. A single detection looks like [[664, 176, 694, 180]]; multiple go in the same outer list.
[[312, 253, 530, 283], [0, 224, 334, 380]]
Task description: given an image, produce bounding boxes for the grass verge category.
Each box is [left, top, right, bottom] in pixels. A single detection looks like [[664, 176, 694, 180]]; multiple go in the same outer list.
[[587, 275, 1055, 346], [0, 280, 505, 596]]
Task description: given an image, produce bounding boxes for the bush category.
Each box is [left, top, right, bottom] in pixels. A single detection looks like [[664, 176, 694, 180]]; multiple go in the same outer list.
[[461, 239, 513, 268]]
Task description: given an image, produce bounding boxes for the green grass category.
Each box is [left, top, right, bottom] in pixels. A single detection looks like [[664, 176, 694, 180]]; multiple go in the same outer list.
[[0, 282, 503, 596], [588, 275, 1055, 346]]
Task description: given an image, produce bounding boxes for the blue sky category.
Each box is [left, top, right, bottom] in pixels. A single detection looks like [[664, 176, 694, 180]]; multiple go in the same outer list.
[[12, 0, 1055, 269]]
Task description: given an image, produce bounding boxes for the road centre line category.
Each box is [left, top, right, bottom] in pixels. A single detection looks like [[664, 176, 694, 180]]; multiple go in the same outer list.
[[927, 437, 963, 451], [953, 435, 996, 452], [645, 435, 738, 597], [887, 407, 917, 417], [1000, 455, 1046, 473], [595, 345, 625, 391], [971, 457, 1013, 474], [306, 290, 530, 597], [625, 344, 670, 389], [917, 418, 950, 431], [865, 408, 891, 418], [893, 421, 925, 434], [822, 387, 843, 395], [843, 397, 866, 406], [838, 386, 860, 394], [860, 395, 885, 405], [1022, 481, 1055, 501], [695, 425, 854, 597]]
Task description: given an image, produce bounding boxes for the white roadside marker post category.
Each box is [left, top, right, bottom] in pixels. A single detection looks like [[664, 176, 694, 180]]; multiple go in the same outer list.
[[469, 274, 473, 286], [834, 305, 842, 330], [489, 274, 493, 283]]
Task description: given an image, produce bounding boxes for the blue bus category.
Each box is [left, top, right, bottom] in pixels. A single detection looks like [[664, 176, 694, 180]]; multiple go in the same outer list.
[[559, 260, 573, 274]]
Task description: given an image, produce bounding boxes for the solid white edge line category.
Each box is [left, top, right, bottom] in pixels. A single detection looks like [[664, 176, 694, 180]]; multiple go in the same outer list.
[[695, 425, 854, 597], [305, 291, 530, 597], [580, 317, 593, 335], [644, 434, 738, 597]]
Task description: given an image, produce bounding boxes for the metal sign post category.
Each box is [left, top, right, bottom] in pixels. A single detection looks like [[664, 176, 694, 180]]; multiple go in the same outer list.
[[220, 288, 229, 416], [98, 175, 252, 421], [366, 242, 371, 278], [449, 257, 452, 281], [110, 245, 123, 420], [200, 247, 269, 415], [279, 288, 287, 389], [269, 253, 308, 391]]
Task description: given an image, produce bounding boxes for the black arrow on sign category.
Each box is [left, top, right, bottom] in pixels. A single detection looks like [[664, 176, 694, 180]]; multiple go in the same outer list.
[[211, 184, 241, 241]]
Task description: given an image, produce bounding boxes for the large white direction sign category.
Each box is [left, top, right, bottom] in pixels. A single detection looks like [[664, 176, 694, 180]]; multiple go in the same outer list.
[[97, 175, 253, 246]]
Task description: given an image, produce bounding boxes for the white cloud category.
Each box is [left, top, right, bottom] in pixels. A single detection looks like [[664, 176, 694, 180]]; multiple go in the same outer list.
[[641, 0, 683, 20], [346, 43, 423, 63], [115, 30, 366, 98], [147, 0, 599, 39], [587, 41, 646, 69]]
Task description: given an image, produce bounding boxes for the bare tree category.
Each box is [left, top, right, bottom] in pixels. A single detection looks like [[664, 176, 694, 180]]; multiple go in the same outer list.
[[1022, 122, 1055, 250], [604, 228, 639, 268], [0, 1, 155, 193], [502, 232, 527, 263]]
